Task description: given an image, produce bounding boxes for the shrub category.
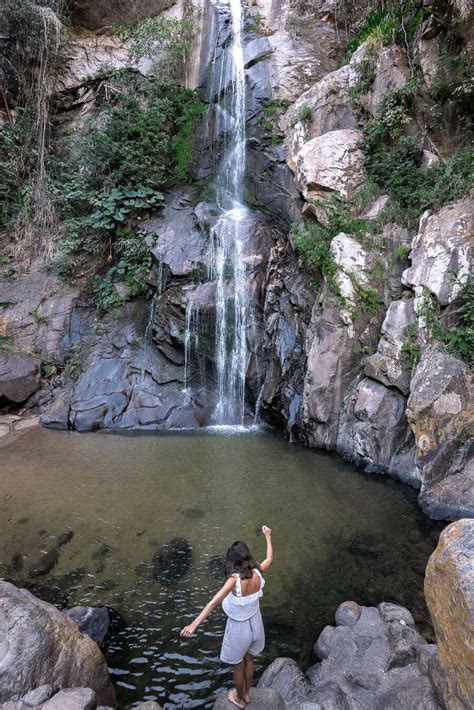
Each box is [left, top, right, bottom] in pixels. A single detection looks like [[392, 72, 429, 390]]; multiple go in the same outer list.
[[299, 104, 312, 122]]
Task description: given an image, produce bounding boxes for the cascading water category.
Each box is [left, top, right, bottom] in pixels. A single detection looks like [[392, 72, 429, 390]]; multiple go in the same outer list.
[[185, 0, 252, 426]]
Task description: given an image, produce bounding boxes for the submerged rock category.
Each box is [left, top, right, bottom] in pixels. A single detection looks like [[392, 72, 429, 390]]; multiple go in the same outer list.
[[152, 537, 192, 585], [0, 580, 115, 705], [209, 555, 226, 580]]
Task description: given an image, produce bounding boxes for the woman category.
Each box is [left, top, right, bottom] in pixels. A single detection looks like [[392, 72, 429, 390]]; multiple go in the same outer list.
[[180, 525, 273, 708]]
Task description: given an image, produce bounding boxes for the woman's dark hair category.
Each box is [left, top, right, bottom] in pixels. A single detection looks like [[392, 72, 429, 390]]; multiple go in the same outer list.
[[225, 541, 261, 579]]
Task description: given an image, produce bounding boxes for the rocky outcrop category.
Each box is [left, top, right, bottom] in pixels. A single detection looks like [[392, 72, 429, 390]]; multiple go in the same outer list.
[[71, 0, 177, 31], [258, 601, 441, 709], [407, 350, 473, 519], [0, 581, 115, 706], [403, 198, 472, 307], [294, 129, 365, 205], [425, 519, 474, 710]]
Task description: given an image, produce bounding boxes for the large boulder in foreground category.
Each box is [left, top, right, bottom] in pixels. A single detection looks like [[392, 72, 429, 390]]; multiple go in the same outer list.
[[0, 581, 115, 706], [424, 519, 474, 710], [0, 352, 41, 404]]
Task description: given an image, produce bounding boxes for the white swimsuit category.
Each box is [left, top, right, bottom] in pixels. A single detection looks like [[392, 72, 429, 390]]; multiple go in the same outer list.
[[220, 569, 265, 665]]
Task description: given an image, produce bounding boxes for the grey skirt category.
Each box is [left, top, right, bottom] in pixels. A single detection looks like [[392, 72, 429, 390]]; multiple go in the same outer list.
[[220, 609, 265, 665]]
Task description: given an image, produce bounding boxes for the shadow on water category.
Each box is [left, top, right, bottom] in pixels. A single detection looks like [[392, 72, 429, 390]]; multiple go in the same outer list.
[[0, 427, 444, 708]]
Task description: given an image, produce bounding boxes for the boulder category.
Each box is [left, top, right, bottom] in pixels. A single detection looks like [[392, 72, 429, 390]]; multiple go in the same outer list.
[[403, 197, 472, 306], [64, 606, 110, 646], [21, 685, 53, 706], [335, 601, 361, 627], [39, 688, 96, 710], [134, 702, 163, 710], [0, 581, 115, 706], [374, 676, 441, 709], [294, 129, 365, 204], [281, 65, 358, 171], [213, 688, 286, 709], [365, 299, 417, 395], [424, 519, 474, 709], [257, 658, 314, 703], [152, 537, 192, 585], [0, 353, 41, 404]]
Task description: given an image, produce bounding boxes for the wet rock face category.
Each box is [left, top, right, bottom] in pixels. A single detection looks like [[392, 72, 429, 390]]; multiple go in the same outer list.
[[424, 519, 474, 710], [259, 601, 441, 709], [0, 580, 115, 706]]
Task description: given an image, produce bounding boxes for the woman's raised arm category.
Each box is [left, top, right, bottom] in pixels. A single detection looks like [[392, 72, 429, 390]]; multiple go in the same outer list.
[[260, 525, 273, 573]]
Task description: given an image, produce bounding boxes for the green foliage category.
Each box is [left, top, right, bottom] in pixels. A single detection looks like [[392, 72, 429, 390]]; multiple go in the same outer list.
[[71, 80, 204, 191], [401, 339, 421, 370], [299, 104, 313, 122], [291, 220, 339, 294], [352, 285, 382, 320], [260, 100, 290, 142], [345, 2, 427, 58], [360, 82, 474, 227], [48, 76, 203, 310], [117, 4, 199, 79], [88, 187, 164, 231], [420, 280, 474, 366], [396, 245, 411, 262]]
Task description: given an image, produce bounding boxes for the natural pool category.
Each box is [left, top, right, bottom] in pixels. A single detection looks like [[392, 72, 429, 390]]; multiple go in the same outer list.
[[0, 427, 444, 708]]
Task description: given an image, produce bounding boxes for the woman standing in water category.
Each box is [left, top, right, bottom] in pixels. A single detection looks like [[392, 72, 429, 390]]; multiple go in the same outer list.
[[181, 525, 273, 708]]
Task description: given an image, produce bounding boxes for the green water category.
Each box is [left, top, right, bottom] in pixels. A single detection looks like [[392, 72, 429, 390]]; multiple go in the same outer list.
[[0, 427, 443, 708]]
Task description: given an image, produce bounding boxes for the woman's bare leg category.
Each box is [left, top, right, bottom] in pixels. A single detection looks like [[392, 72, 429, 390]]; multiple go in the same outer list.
[[228, 661, 246, 708], [243, 653, 254, 703]]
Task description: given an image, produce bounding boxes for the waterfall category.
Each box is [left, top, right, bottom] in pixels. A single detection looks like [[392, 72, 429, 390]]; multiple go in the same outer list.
[[210, 0, 249, 425], [179, 0, 253, 426]]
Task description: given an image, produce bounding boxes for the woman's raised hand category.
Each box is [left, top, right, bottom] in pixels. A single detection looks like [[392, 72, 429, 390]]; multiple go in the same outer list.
[[262, 525, 272, 538]]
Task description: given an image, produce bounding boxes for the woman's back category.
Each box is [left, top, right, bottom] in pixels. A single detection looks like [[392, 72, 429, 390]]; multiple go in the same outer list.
[[222, 569, 265, 621]]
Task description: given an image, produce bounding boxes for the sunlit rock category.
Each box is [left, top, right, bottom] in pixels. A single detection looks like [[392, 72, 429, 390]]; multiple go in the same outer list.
[[425, 519, 474, 709], [295, 129, 365, 204]]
